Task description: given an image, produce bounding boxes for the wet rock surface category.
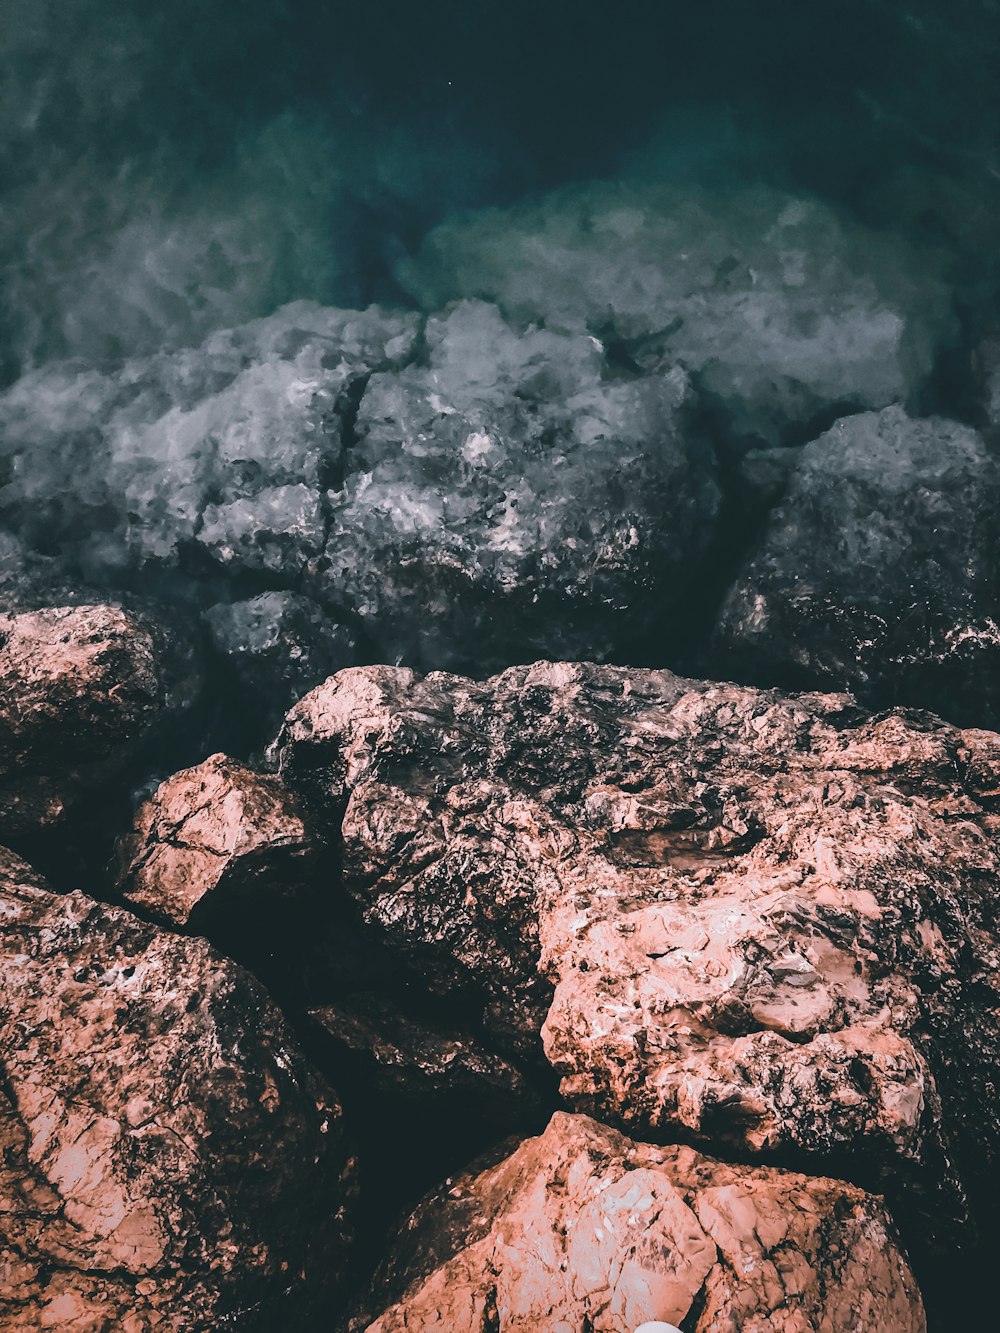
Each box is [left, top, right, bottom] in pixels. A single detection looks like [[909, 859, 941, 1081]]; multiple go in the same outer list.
[[0, 605, 181, 840], [350, 1111, 925, 1333], [0, 297, 725, 676], [272, 660, 1000, 1258], [202, 591, 359, 739], [5, 599, 998, 1329], [712, 406, 1000, 726], [0, 859, 355, 1330]]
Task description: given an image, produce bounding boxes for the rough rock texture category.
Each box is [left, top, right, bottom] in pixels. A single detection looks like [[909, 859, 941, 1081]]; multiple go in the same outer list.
[[0, 296, 724, 672], [0, 843, 50, 895], [0, 868, 354, 1330], [0, 301, 420, 580], [116, 751, 320, 930], [351, 1112, 924, 1333], [272, 660, 1000, 1250], [712, 406, 1000, 726], [325, 299, 719, 667], [0, 605, 178, 837]]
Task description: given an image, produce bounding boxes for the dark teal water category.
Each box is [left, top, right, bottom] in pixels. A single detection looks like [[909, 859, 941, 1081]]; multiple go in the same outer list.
[[2, 0, 998, 384]]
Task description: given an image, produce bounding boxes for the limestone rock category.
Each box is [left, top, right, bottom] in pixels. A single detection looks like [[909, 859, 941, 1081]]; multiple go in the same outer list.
[[271, 660, 1000, 1251], [352, 1111, 924, 1333], [712, 406, 1000, 726], [0, 605, 172, 837], [0, 868, 354, 1330], [116, 751, 320, 931]]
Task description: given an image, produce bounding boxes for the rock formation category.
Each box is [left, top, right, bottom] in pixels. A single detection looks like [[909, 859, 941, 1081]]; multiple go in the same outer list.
[[0, 856, 354, 1330], [116, 751, 321, 930], [351, 1112, 925, 1333], [272, 659, 1000, 1255], [712, 406, 1000, 726]]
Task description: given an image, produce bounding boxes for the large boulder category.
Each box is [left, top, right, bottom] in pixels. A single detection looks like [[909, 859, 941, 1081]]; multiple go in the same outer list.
[[271, 660, 1000, 1255], [712, 406, 1000, 725], [0, 604, 191, 839], [324, 299, 719, 668], [0, 296, 720, 673], [0, 861, 354, 1330], [350, 1111, 925, 1333]]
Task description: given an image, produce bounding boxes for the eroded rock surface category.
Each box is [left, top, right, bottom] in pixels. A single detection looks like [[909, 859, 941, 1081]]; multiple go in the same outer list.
[[0, 605, 181, 837], [272, 660, 1000, 1250], [713, 406, 1000, 725], [351, 1111, 924, 1333], [0, 866, 354, 1330], [116, 751, 320, 930], [0, 297, 723, 674]]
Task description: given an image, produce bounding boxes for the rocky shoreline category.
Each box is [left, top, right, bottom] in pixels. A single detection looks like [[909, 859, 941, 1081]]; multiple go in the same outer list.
[[6, 603, 1000, 1328]]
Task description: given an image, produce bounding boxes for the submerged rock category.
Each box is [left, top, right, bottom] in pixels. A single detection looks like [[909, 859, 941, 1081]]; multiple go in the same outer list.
[[203, 591, 358, 733], [0, 296, 722, 673], [351, 1111, 924, 1333], [0, 861, 354, 1329], [325, 299, 719, 667], [712, 406, 1000, 725], [399, 183, 950, 446], [0, 604, 179, 837], [271, 660, 1000, 1254]]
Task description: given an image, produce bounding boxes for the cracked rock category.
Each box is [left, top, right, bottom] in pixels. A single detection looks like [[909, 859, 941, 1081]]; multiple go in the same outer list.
[[271, 660, 1000, 1256], [349, 1111, 924, 1333], [324, 299, 720, 669], [0, 862, 354, 1330]]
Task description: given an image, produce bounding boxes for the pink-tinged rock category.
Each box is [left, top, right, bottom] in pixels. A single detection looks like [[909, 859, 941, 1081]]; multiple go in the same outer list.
[[271, 661, 1000, 1246], [352, 1112, 924, 1333], [116, 752, 319, 929], [0, 863, 354, 1330], [0, 605, 166, 836]]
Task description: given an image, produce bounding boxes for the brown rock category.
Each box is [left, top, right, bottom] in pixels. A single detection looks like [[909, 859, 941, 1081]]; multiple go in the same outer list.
[[271, 662, 1000, 1245], [116, 752, 320, 930], [0, 605, 168, 837], [0, 868, 354, 1330], [352, 1111, 925, 1333]]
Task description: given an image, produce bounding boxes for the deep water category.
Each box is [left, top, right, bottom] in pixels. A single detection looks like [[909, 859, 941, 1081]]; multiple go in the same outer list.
[[3, 0, 999, 378]]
